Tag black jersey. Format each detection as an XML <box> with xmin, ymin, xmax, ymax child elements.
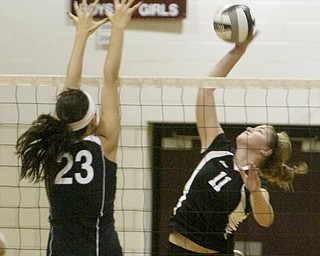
<box><xmin>169</xmin><ymin>133</ymin><xmax>267</xmax><ymax>254</ymax></box>
<box><xmin>46</xmin><ymin>135</ymin><xmax>121</xmax><ymax>256</ymax></box>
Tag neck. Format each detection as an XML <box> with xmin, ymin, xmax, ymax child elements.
<box><xmin>81</xmin><ymin>125</ymin><xmax>94</xmax><ymax>139</ymax></box>
<box><xmin>234</xmin><ymin>148</ymin><xmax>262</xmax><ymax>167</ymax></box>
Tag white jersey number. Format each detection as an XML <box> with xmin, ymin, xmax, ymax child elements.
<box><xmin>54</xmin><ymin>150</ymin><xmax>94</xmax><ymax>185</ymax></box>
<box><xmin>173</xmin><ymin>171</ymin><xmax>231</xmax><ymax>215</ymax></box>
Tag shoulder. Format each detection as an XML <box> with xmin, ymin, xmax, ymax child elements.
<box><xmin>72</xmin><ymin>135</ymin><xmax>103</xmax><ymax>155</ymax></box>
<box><xmin>201</xmin><ymin>133</ymin><xmax>232</xmax><ymax>156</ymax></box>
<box><xmin>83</xmin><ymin>135</ymin><xmax>102</xmax><ymax>146</ymax></box>
<box><xmin>82</xmin><ymin>135</ymin><xmax>117</xmax><ymax>165</ymax></box>
<box><xmin>91</xmin><ymin>135</ymin><xmax>117</xmax><ymax>163</ymax></box>
<box><xmin>197</xmin><ymin>149</ymin><xmax>234</xmax><ymax>176</ymax></box>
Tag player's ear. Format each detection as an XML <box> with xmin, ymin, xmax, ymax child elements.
<box><xmin>261</xmin><ymin>147</ymin><xmax>272</xmax><ymax>157</ymax></box>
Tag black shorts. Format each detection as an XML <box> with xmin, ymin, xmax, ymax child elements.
<box><xmin>47</xmin><ymin>221</ymin><xmax>122</xmax><ymax>256</ymax></box>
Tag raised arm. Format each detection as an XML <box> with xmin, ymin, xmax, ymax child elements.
<box><xmin>64</xmin><ymin>0</ymin><xmax>108</xmax><ymax>90</ymax></box>
<box><xmin>96</xmin><ymin>0</ymin><xmax>141</xmax><ymax>161</ymax></box>
<box><xmin>196</xmin><ymin>34</ymin><xmax>257</xmax><ymax>151</ymax></box>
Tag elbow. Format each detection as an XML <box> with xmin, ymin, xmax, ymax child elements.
<box><xmin>256</xmin><ymin>215</ymin><xmax>274</xmax><ymax>228</ymax></box>
<box><xmin>259</xmin><ymin>221</ymin><xmax>273</xmax><ymax>228</ymax></box>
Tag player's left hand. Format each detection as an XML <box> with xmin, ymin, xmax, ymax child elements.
<box><xmin>105</xmin><ymin>0</ymin><xmax>142</xmax><ymax>30</ymax></box>
<box><xmin>238</xmin><ymin>162</ymin><xmax>262</xmax><ymax>193</ymax></box>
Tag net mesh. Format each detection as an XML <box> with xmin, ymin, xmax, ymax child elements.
<box><xmin>0</xmin><ymin>75</ymin><xmax>319</xmax><ymax>256</ymax></box>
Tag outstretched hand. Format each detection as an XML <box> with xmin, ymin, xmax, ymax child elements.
<box><xmin>68</xmin><ymin>0</ymin><xmax>108</xmax><ymax>36</ymax></box>
<box><xmin>232</xmin><ymin>30</ymin><xmax>260</xmax><ymax>55</ymax></box>
<box><xmin>105</xmin><ymin>0</ymin><xmax>142</xmax><ymax>29</ymax></box>
<box><xmin>238</xmin><ymin>162</ymin><xmax>262</xmax><ymax>193</ymax></box>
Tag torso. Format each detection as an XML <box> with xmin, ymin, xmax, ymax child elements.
<box><xmin>170</xmin><ymin>133</ymin><xmax>252</xmax><ymax>253</ymax></box>
<box><xmin>46</xmin><ymin>135</ymin><xmax>121</xmax><ymax>255</ymax></box>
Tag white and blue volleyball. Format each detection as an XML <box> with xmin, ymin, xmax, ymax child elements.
<box><xmin>213</xmin><ymin>4</ymin><xmax>255</xmax><ymax>43</ymax></box>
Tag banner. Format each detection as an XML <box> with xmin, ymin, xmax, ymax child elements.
<box><xmin>71</xmin><ymin>0</ymin><xmax>187</xmax><ymax>18</ymax></box>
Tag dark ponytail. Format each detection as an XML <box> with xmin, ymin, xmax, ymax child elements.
<box><xmin>16</xmin><ymin>89</ymin><xmax>90</xmax><ymax>182</ymax></box>
<box><xmin>16</xmin><ymin>114</ymin><xmax>78</xmax><ymax>182</ymax></box>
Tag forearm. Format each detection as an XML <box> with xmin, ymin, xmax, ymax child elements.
<box><xmin>64</xmin><ymin>33</ymin><xmax>89</xmax><ymax>90</ymax></box>
<box><xmin>104</xmin><ymin>26</ymin><xmax>124</xmax><ymax>84</ymax></box>
<box><xmin>196</xmin><ymin>88</ymin><xmax>222</xmax><ymax>150</ymax></box>
<box><xmin>250</xmin><ymin>188</ymin><xmax>274</xmax><ymax>227</ymax></box>
<box><xmin>207</xmin><ymin>46</ymin><xmax>246</xmax><ymax>77</ymax></box>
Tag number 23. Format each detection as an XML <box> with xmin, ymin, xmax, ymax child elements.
<box><xmin>54</xmin><ymin>150</ymin><xmax>94</xmax><ymax>185</ymax></box>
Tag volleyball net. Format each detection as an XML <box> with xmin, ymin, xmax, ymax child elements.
<box><xmin>0</xmin><ymin>75</ymin><xmax>319</xmax><ymax>255</ymax></box>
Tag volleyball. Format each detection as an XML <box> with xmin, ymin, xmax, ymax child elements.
<box><xmin>213</xmin><ymin>3</ymin><xmax>255</xmax><ymax>44</ymax></box>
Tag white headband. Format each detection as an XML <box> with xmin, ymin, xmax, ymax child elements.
<box><xmin>68</xmin><ymin>91</ymin><xmax>97</xmax><ymax>131</ymax></box>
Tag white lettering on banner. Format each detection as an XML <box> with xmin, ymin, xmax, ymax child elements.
<box><xmin>139</xmin><ymin>3</ymin><xmax>179</xmax><ymax>17</ymax></box>
<box><xmin>75</xmin><ymin>1</ymin><xmax>184</xmax><ymax>18</ymax></box>
<box><xmin>169</xmin><ymin>4</ymin><xmax>179</xmax><ymax>17</ymax></box>
<box><xmin>79</xmin><ymin>3</ymin><xmax>114</xmax><ymax>16</ymax></box>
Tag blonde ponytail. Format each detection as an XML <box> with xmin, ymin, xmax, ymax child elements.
<box><xmin>260</xmin><ymin>130</ymin><xmax>308</xmax><ymax>190</ymax></box>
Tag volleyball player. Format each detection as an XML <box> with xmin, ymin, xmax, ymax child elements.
<box><xmin>16</xmin><ymin>0</ymin><xmax>141</xmax><ymax>255</ymax></box>
<box><xmin>166</xmin><ymin>33</ymin><xmax>308</xmax><ymax>255</ymax></box>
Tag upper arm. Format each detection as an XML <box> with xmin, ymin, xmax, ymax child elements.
<box><xmin>95</xmin><ymin>79</ymin><xmax>120</xmax><ymax>162</ymax></box>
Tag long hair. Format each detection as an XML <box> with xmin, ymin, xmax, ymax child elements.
<box><xmin>259</xmin><ymin>127</ymin><xmax>308</xmax><ymax>190</ymax></box>
<box><xmin>16</xmin><ymin>89</ymin><xmax>89</xmax><ymax>182</ymax></box>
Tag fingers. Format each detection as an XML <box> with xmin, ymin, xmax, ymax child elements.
<box><xmin>248</xmin><ymin>162</ymin><xmax>259</xmax><ymax>174</ymax></box>
<box><xmin>82</xmin><ymin>0</ymin><xmax>88</xmax><ymax>13</ymax></box>
<box><xmin>88</xmin><ymin>0</ymin><xmax>99</xmax><ymax>15</ymax></box>
<box><xmin>239</xmin><ymin>169</ymin><xmax>247</xmax><ymax>182</ymax></box>
<box><xmin>73</xmin><ymin>1</ymin><xmax>80</xmax><ymax>16</ymax></box>
<box><xmin>131</xmin><ymin>1</ymin><xmax>142</xmax><ymax>12</ymax></box>
<box><xmin>237</xmin><ymin>164</ymin><xmax>248</xmax><ymax>183</ymax></box>
<box><xmin>104</xmin><ymin>9</ymin><xmax>113</xmax><ymax>21</ymax></box>
<box><xmin>67</xmin><ymin>11</ymin><xmax>77</xmax><ymax>22</ymax></box>
<box><xmin>74</xmin><ymin>0</ymin><xmax>99</xmax><ymax>16</ymax></box>
<box><xmin>246</xmin><ymin>31</ymin><xmax>258</xmax><ymax>44</ymax></box>
<box><xmin>117</xmin><ymin>0</ymin><xmax>141</xmax><ymax>10</ymax></box>
<box><xmin>127</xmin><ymin>0</ymin><xmax>136</xmax><ymax>6</ymax></box>
<box><xmin>96</xmin><ymin>17</ymin><xmax>109</xmax><ymax>27</ymax></box>
<box><xmin>252</xmin><ymin>29</ymin><xmax>260</xmax><ymax>38</ymax></box>
<box><xmin>73</xmin><ymin>0</ymin><xmax>90</xmax><ymax>17</ymax></box>
<box><xmin>248</xmin><ymin>163</ymin><xmax>261</xmax><ymax>186</ymax></box>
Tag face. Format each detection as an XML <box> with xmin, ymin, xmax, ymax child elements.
<box><xmin>236</xmin><ymin>125</ymin><xmax>273</xmax><ymax>152</ymax></box>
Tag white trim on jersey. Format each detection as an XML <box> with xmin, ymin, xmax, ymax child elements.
<box><xmin>48</xmin><ymin>227</ymin><xmax>54</xmax><ymax>256</ymax></box>
<box><xmin>95</xmin><ymin>149</ymin><xmax>107</xmax><ymax>256</ymax></box>
<box><xmin>84</xmin><ymin>135</ymin><xmax>102</xmax><ymax>145</ymax></box>
<box><xmin>224</xmin><ymin>184</ymin><xmax>248</xmax><ymax>238</ymax></box>
<box><xmin>96</xmin><ymin>218</ymin><xmax>100</xmax><ymax>256</ymax></box>
<box><xmin>233</xmin><ymin>163</ymin><xmax>249</xmax><ymax>172</ymax></box>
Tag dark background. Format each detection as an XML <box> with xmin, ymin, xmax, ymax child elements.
<box><xmin>151</xmin><ymin>123</ymin><xmax>320</xmax><ymax>255</ymax></box>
